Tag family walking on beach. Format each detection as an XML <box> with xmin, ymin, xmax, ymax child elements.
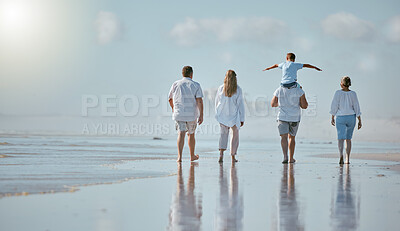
<box><xmin>168</xmin><ymin>53</ymin><xmax>362</xmax><ymax>164</ymax></box>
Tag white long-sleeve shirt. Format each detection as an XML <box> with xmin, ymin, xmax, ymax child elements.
<box><xmin>215</xmin><ymin>85</ymin><xmax>245</xmax><ymax>128</ymax></box>
<box><xmin>330</xmin><ymin>90</ymin><xmax>361</xmax><ymax>117</ymax></box>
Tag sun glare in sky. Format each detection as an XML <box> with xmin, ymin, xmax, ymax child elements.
<box><xmin>0</xmin><ymin>1</ymin><xmax>34</xmax><ymax>33</ymax></box>
<box><xmin>0</xmin><ymin>0</ymin><xmax>63</xmax><ymax>80</ymax></box>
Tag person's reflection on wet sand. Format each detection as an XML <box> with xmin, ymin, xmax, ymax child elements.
<box><xmin>215</xmin><ymin>163</ymin><xmax>243</xmax><ymax>231</ymax></box>
<box><xmin>330</xmin><ymin>165</ymin><xmax>360</xmax><ymax>231</ymax></box>
<box><xmin>167</xmin><ymin>162</ymin><xmax>202</xmax><ymax>231</ymax></box>
<box><xmin>278</xmin><ymin>164</ymin><xmax>304</xmax><ymax>231</ymax></box>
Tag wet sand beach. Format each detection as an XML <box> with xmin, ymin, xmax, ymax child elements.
<box><xmin>318</xmin><ymin>153</ymin><xmax>400</xmax><ymax>173</ymax></box>
<box><xmin>1</xmin><ymin>135</ymin><xmax>400</xmax><ymax>230</ymax></box>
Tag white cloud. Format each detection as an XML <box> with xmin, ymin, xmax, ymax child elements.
<box><xmin>386</xmin><ymin>15</ymin><xmax>400</xmax><ymax>43</ymax></box>
<box><xmin>94</xmin><ymin>11</ymin><xmax>122</xmax><ymax>45</ymax></box>
<box><xmin>321</xmin><ymin>12</ymin><xmax>375</xmax><ymax>41</ymax></box>
<box><xmin>294</xmin><ymin>37</ymin><xmax>313</xmax><ymax>52</ymax></box>
<box><xmin>357</xmin><ymin>54</ymin><xmax>378</xmax><ymax>72</ymax></box>
<box><xmin>169</xmin><ymin>18</ymin><xmax>204</xmax><ymax>46</ymax></box>
<box><xmin>220</xmin><ymin>52</ymin><xmax>233</xmax><ymax>64</ymax></box>
<box><xmin>170</xmin><ymin>17</ymin><xmax>288</xmax><ymax>46</ymax></box>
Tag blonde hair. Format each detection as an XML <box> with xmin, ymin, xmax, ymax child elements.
<box><xmin>224</xmin><ymin>70</ymin><xmax>237</xmax><ymax>97</ymax></box>
<box><xmin>341</xmin><ymin>76</ymin><xmax>351</xmax><ymax>88</ymax></box>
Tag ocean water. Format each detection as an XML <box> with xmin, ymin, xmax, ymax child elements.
<box><xmin>0</xmin><ymin>135</ymin><xmax>179</xmax><ymax>196</ymax></box>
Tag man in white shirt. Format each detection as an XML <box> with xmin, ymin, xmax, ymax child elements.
<box><xmin>271</xmin><ymin>85</ymin><xmax>308</xmax><ymax>163</ymax></box>
<box><xmin>168</xmin><ymin>66</ymin><xmax>203</xmax><ymax>162</ymax></box>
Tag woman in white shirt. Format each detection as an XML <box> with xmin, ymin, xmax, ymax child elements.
<box><xmin>215</xmin><ymin>70</ymin><xmax>245</xmax><ymax>163</ymax></box>
<box><xmin>330</xmin><ymin>76</ymin><xmax>362</xmax><ymax>164</ymax></box>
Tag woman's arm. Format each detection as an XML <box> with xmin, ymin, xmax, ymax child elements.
<box><xmin>352</xmin><ymin>92</ymin><xmax>362</xmax><ymax>117</ymax></box>
<box><xmin>237</xmin><ymin>88</ymin><xmax>245</xmax><ymax>126</ymax></box>
<box><xmin>330</xmin><ymin>92</ymin><xmax>339</xmax><ymax>126</ymax></box>
<box><xmin>330</xmin><ymin>91</ymin><xmax>339</xmax><ymax>116</ymax></box>
<box><xmin>351</xmin><ymin>92</ymin><xmax>362</xmax><ymax>129</ymax></box>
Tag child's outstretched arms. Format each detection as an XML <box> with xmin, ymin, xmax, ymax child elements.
<box><xmin>263</xmin><ymin>64</ymin><xmax>278</xmax><ymax>71</ymax></box>
<box><xmin>303</xmin><ymin>64</ymin><xmax>322</xmax><ymax>71</ymax></box>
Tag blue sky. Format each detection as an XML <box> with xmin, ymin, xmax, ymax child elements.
<box><xmin>0</xmin><ymin>0</ymin><xmax>399</xmax><ymax>122</ymax></box>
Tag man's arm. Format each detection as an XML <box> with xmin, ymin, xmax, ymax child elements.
<box><xmin>263</xmin><ymin>64</ymin><xmax>278</xmax><ymax>71</ymax></box>
<box><xmin>168</xmin><ymin>98</ymin><xmax>174</xmax><ymax>111</ymax></box>
<box><xmin>300</xmin><ymin>94</ymin><xmax>308</xmax><ymax>109</ymax></box>
<box><xmin>196</xmin><ymin>98</ymin><xmax>203</xmax><ymax>125</ymax></box>
<box><xmin>303</xmin><ymin>64</ymin><xmax>322</xmax><ymax>71</ymax></box>
<box><xmin>271</xmin><ymin>96</ymin><xmax>278</xmax><ymax>107</ymax></box>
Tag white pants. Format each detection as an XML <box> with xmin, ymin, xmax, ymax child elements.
<box><xmin>219</xmin><ymin>124</ymin><xmax>239</xmax><ymax>156</ymax></box>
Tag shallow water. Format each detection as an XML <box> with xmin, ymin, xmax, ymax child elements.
<box><xmin>0</xmin><ymin>135</ymin><xmax>179</xmax><ymax>196</ymax></box>
<box><xmin>0</xmin><ymin>135</ymin><xmax>400</xmax><ymax>230</ymax></box>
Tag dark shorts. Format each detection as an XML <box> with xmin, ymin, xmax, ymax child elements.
<box><xmin>281</xmin><ymin>82</ymin><xmax>298</xmax><ymax>88</ymax></box>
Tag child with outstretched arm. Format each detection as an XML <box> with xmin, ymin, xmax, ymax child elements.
<box><xmin>263</xmin><ymin>53</ymin><xmax>322</xmax><ymax>88</ymax></box>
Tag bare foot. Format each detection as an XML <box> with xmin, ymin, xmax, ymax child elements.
<box><xmin>177</xmin><ymin>159</ymin><xmax>182</xmax><ymax>162</ymax></box>
<box><xmin>339</xmin><ymin>156</ymin><xmax>344</xmax><ymax>165</ymax></box>
<box><xmin>344</xmin><ymin>159</ymin><xmax>350</xmax><ymax>164</ymax></box>
<box><xmin>190</xmin><ymin>154</ymin><xmax>199</xmax><ymax>161</ymax></box>
<box><xmin>282</xmin><ymin>159</ymin><xmax>288</xmax><ymax>164</ymax></box>
<box><xmin>218</xmin><ymin>155</ymin><xmax>223</xmax><ymax>163</ymax></box>
<box><xmin>289</xmin><ymin>158</ymin><xmax>296</xmax><ymax>163</ymax></box>
<box><xmin>232</xmin><ymin>156</ymin><xmax>238</xmax><ymax>162</ymax></box>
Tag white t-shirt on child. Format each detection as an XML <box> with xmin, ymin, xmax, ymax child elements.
<box><xmin>278</xmin><ymin>61</ymin><xmax>303</xmax><ymax>84</ymax></box>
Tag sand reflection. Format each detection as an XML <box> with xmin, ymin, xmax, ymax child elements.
<box><xmin>330</xmin><ymin>165</ymin><xmax>360</xmax><ymax>231</ymax></box>
<box><xmin>167</xmin><ymin>162</ymin><xmax>202</xmax><ymax>231</ymax></box>
<box><xmin>215</xmin><ymin>163</ymin><xmax>243</xmax><ymax>231</ymax></box>
<box><xmin>278</xmin><ymin>164</ymin><xmax>304</xmax><ymax>231</ymax></box>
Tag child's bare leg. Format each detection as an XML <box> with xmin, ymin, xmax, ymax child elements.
<box><xmin>280</xmin><ymin>134</ymin><xmax>288</xmax><ymax>163</ymax></box>
<box><xmin>188</xmin><ymin>133</ymin><xmax>199</xmax><ymax>161</ymax></box>
<box><xmin>288</xmin><ymin>134</ymin><xmax>296</xmax><ymax>163</ymax></box>
<box><xmin>177</xmin><ymin>131</ymin><xmax>186</xmax><ymax>162</ymax></box>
